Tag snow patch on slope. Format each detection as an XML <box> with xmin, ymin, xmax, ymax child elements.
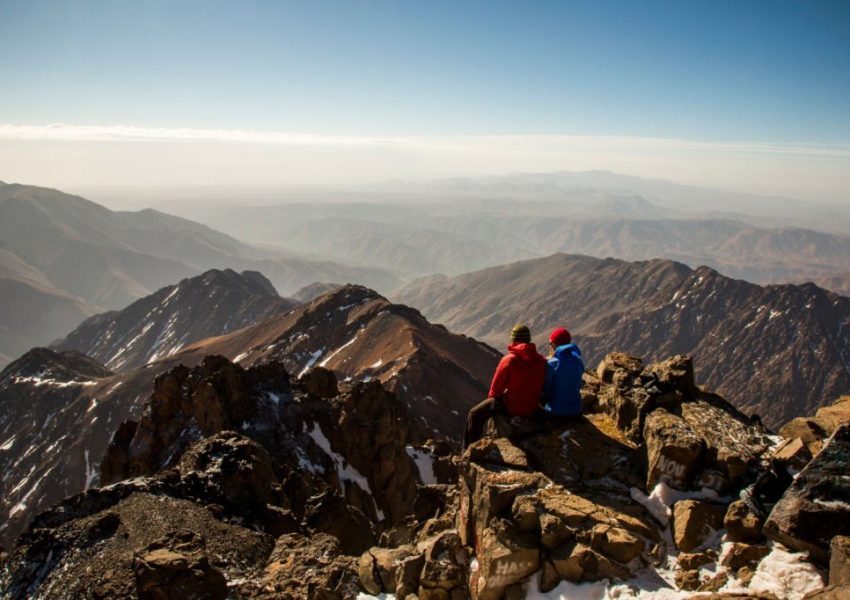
<box><xmin>306</xmin><ymin>422</ymin><xmax>384</xmax><ymax>520</ymax></box>
<box><xmin>406</xmin><ymin>446</ymin><xmax>436</xmax><ymax>485</ymax></box>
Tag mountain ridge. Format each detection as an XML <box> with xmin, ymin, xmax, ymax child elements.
<box><xmin>395</xmin><ymin>253</ymin><xmax>850</xmax><ymax>428</ymax></box>
<box><xmin>53</xmin><ymin>269</ymin><xmax>298</xmax><ymax>372</ymax></box>
<box><xmin>0</xmin><ymin>183</ymin><xmax>400</xmax><ymax>367</ymax></box>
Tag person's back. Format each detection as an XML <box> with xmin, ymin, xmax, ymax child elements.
<box><xmin>464</xmin><ymin>324</ymin><xmax>546</xmax><ymax>447</ymax></box>
<box><xmin>489</xmin><ymin>340</ymin><xmax>547</xmax><ymax>417</ymax></box>
<box><xmin>542</xmin><ymin>327</ymin><xmax>584</xmax><ymax>418</ymax></box>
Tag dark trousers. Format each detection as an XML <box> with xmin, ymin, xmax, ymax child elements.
<box><xmin>464</xmin><ymin>397</ymin><xmax>502</xmax><ymax>448</ymax></box>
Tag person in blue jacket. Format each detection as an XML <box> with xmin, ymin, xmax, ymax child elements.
<box><xmin>541</xmin><ymin>327</ymin><xmax>584</xmax><ymax>418</ymax></box>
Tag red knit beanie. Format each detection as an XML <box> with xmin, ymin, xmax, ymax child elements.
<box><xmin>549</xmin><ymin>327</ymin><xmax>571</xmax><ymax>346</ymax></box>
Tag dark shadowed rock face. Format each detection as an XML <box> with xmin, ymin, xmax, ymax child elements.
<box><xmin>101</xmin><ymin>356</ymin><xmax>419</xmax><ymax>528</ymax></box>
<box><xmin>764</xmin><ymin>424</ymin><xmax>850</xmax><ymax>563</ymax></box>
<box><xmin>395</xmin><ymin>253</ymin><xmax>850</xmax><ymax>428</ymax></box>
<box><xmin>0</xmin><ymin>356</ymin><xmax>434</xmax><ymax>598</ymax></box>
<box><xmin>53</xmin><ymin>269</ymin><xmax>296</xmax><ymax>372</ymax></box>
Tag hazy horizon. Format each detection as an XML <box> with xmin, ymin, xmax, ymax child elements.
<box><xmin>2</xmin><ymin>1</ymin><xmax>849</xmax><ymax>203</ymax></box>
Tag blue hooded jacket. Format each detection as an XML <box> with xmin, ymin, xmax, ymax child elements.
<box><xmin>542</xmin><ymin>343</ymin><xmax>584</xmax><ymax>417</ymax></box>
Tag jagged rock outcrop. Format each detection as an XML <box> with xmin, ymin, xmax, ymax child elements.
<box><xmin>0</xmin><ymin>356</ymin><xmax>438</xmax><ymax>598</ymax></box>
<box><xmin>101</xmin><ymin>356</ymin><xmax>419</xmax><ymax>528</ymax></box>
<box><xmin>0</xmin><ymin>285</ymin><xmax>496</xmax><ymax>547</ymax></box>
<box><xmin>764</xmin><ymin>424</ymin><xmax>850</xmax><ymax>563</ymax></box>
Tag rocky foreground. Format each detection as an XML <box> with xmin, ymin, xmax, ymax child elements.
<box><xmin>1</xmin><ymin>353</ymin><xmax>849</xmax><ymax>599</ymax></box>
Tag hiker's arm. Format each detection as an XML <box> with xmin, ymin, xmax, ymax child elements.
<box><xmin>488</xmin><ymin>356</ymin><xmax>510</xmax><ymax>398</ymax></box>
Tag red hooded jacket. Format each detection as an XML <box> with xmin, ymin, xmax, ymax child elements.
<box><xmin>488</xmin><ymin>342</ymin><xmax>547</xmax><ymax>416</ymax></box>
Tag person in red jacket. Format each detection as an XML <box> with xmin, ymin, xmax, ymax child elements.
<box><xmin>463</xmin><ymin>323</ymin><xmax>547</xmax><ymax>447</ymax></box>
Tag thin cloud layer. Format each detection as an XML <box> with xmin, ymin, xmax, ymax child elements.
<box><xmin>0</xmin><ymin>123</ymin><xmax>848</xmax><ymax>202</ymax></box>
<box><xmin>2</xmin><ymin>123</ymin><xmax>849</xmax><ymax>159</ymax></box>
<box><xmin>0</xmin><ymin>123</ymin><xmax>399</xmax><ymax>146</ymax></box>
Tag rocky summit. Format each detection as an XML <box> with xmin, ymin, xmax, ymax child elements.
<box><xmin>0</xmin><ymin>356</ymin><xmax>448</xmax><ymax>599</ymax></box>
<box><xmin>1</xmin><ymin>350</ymin><xmax>847</xmax><ymax>599</ymax></box>
<box><xmin>0</xmin><ymin>285</ymin><xmax>498</xmax><ymax>548</ymax></box>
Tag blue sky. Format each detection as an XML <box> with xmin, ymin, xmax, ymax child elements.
<box><xmin>0</xmin><ymin>1</ymin><xmax>849</xmax><ymax>198</ymax></box>
<box><xmin>1</xmin><ymin>0</ymin><xmax>849</xmax><ymax>141</ymax></box>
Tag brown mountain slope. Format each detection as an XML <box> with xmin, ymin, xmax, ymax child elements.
<box><xmin>0</xmin><ymin>182</ymin><xmax>400</xmax><ymax>310</ymax></box>
<box><xmin>53</xmin><ymin>269</ymin><xmax>297</xmax><ymax>371</ymax></box>
<box><xmin>395</xmin><ymin>254</ymin><xmax>850</xmax><ymax>428</ymax></box>
<box><xmin>0</xmin><ymin>248</ymin><xmax>96</xmax><ymax>368</ymax></box>
<box><xmin>174</xmin><ymin>284</ymin><xmax>501</xmax><ymax>439</ymax></box>
<box><xmin>0</xmin><ymin>286</ymin><xmax>498</xmax><ymax>547</ymax></box>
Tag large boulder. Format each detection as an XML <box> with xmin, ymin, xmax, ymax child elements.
<box><xmin>456</xmin><ymin>452</ymin><xmax>546</xmax><ymax>549</ymax></box>
<box><xmin>780</xmin><ymin>396</ymin><xmax>850</xmax><ymax>456</ymax></box>
<box><xmin>724</xmin><ymin>500</ymin><xmax>764</xmax><ymax>544</ymax></box>
<box><xmin>673</xmin><ymin>500</ymin><xmax>726</xmax><ymax>552</ymax></box>
<box><xmin>517</xmin><ymin>413</ymin><xmax>644</xmax><ymax>490</ymax></box>
<box><xmin>595</xmin><ymin>353</ymin><xmax>654</xmax><ymax>441</ymax></box>
<box><xmin>135</xmin><ymin>531</ymin><xmax>227</xmax><ymax>600</ymax></box>
<box><xmin>644</xmin><ymin>355</ymin><xmax>697</xmax><ymax>404</ymax></box>
<box><xmin>175</xmin><ymin>431</ymin><xmax>279</xmax><ymax>508</ymax></box>
<box><xmin>679</xmin><ymin>394</ymin><xmax>773</xmax><ymax>485</ymax></box>
<box><xmin>260</xmin><ymin>533</ymin><xmax>360</xmax><ymax>597</ymax></box>
<box><xmin>358</xmin><ymin>545</ymin><xmax>418</xmax><ymax>595</ymax></box>
<box><xmin>418</xmin><ymin>530</ymin><xmax>469</xmax><ymax>598</ymax></box>
<box><xmin>643</xmin><ymin>408</ymin><xmax>705</xmax><ymax>490</ymax></box>
<box><xmin>473</xmin><ymin>521</ymin><xmax>538</xmax><ymax>600</ymax></box>
<box><xmin>596</xmin><ymin>352</ymin><xmax>643</xmax><ymax>384</ymax></box>
<box><xmin>830</xmin><ymin>536</ymin><xmax>850</xmax><ymax>586</ymax></box>
<box><xmin>764</xmin><ymin>424</ymin><xmax>850</xmax><ymax>563</ymax></box>
<box><xmin>772</xmin><ymin>437</ymin><xmax>813</xmax><ymax>471</ymax></box>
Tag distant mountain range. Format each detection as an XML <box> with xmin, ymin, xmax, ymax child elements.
<box><xmin>0</xmin><ymin>182</ymin><xmax>400</xmax><ymax>367</ymax></box>
<box><xmin>395</xmin><ymin>253</ymin><xmax>850</xmax><ymax>429</ymax></box>
<box><xmin>0</xmin><ymin>285</ymin><xmax>498</xmax><ymax>546</ymax></box>
<box><xmin>173</xmin><ymin>178</ymin><xmax>850</xmax><ymax>290</ymax></box>
<box><xmin>53</xmin><ymin>269</ymin><xmax>297</xmax><ymax>371</ymax></box>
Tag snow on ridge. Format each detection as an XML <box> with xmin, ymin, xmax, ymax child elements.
<box><xmin>406</xmin><ymin>446</ymin><xmax>436</xmax><ymax>485</ymax></box>
<box><xmin>10</xmin><ymin>375</ymin><xmax>97</xmax><ymax>388</ymax></box>
<box><xmin>298</xmin><ymin>348</ymin><xmax>325</xmax><ymax>378</ymax></box>
<box><xmin>319</xmin><ymin>332</ymin><xmax>361</xmax><ymax>368</ymax></box>
<box><xmin>83</xmin><ymin>449</ymin><xmax>97</xmax><ymax>491</ymax></box>
<box><xmin>306</xmin><ymin>422</ymin><xmax>383</xmax><ymax>520</ymax></box>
